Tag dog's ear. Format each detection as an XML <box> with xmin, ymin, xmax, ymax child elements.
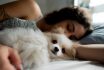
<box><xmin>69</xmin><ymin>47</ymin><xmax>76</xmax><ymax>59</ymax></box>
<box><xmin>70</xmin><ymin>43</ymin><xmax>82</xmax><ymax>59</ymax></box>
<box><xmin>65</xmin><ymin>45</ymin><xmax>76</xmax><ymax>59</ymax></box>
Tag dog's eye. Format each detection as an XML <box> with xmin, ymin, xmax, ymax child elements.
<box><xmin>52</xmin><ymin>40</ymin><xmax>57</xmax><ymax>44</ymax></box>
<box><xmin>62</xmin><ymin>48</ymin><xmax>65</xmax><ymax>53</ymax></box>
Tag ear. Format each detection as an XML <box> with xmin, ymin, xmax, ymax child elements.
<box><xmin>70</xmin><ymin>43</ymin><xmax>81</xmax><ymax>59</ymax></box>
<box><xmin>65</xmin><ymin>45</ymin><xmax>76</xmax><ymax>59</ymax></box>
<box><xmin>70</xmin><ymin>46</ymin><xmax>76</xmax><ymax>59</ymax></box>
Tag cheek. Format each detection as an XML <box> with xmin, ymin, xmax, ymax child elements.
<box><xmin>75</xmin><ymin>25</ymin><xmax>86</xmax><ymax>38</ymax></box>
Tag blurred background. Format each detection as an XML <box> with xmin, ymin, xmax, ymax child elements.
<box><xmin>74</xmin><ymin>0</ymin><xmax>104</xmax><ymax>24</ymax></box>
<box><xmin>0</xmin><ymin>0</ymin><xmax>104</xmax><ymax>24</ymax></box>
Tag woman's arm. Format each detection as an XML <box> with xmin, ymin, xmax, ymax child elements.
<box><xmin>75</xmin><ymin>44</ymin><xmax>104</xmax><ymax>63</ymax></box>
<box><xmin>0</xmin><ymin>0</ymin><xmax>42</xmax><ymax>21</ymax></box>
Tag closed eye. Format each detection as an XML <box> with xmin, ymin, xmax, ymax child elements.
<box><xmin>67</xmin><ymin>23</ymin><xmax>75</xmax><ymax>32</ymax></box>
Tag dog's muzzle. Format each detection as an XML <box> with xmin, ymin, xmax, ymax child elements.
<box><xmin>51</xmin><ymin>47</ymin><xmax>59</xmax><ymax>55</ymax></box>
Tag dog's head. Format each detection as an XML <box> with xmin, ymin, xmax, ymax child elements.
<box><xmin>44</xmin><ymin>32</ymin><xmax>76</xmax><ymax>61</ymax></box>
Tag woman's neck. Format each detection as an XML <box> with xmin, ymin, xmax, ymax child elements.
<box><xmin>36</xmin><ymin>18</ymin><xmax>52</xmax><ymax>32</ymax></box>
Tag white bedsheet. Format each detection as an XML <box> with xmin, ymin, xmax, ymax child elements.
<box><xmin>36</xmin><ymin>60</ymin><xmax>104</xmax><ymax>70</ymax></box>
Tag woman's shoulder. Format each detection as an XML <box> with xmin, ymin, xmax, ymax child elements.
<box><xmin>0</xmin><ymin>0</ymin><xmax>42</xmax><ymax>21</ymax></box>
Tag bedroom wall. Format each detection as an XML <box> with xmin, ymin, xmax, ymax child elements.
<box><xmin>0</xmin><ymin>0</ymin><xmax>74</xmax><ymax>15</ymax></box>
<box><xmin>36</xmin><ymin>0</ymin><xmax>74</xmax><ymax>14</ymax></box>
<box><xmin>0</xmin><ymin>0</ymin><xmax>16</xmax><ymax>5</ymax></box>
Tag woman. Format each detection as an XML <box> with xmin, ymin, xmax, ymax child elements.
<box><xmin>0</xmin><ymin>0</ymin><xmax>104</xmax><ymax>70</ymax></box>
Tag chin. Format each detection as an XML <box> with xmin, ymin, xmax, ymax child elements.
<box><xmin>0</xmin><ymin>28</ymin><xmax>75</xmax><ymax>70</ymax></box>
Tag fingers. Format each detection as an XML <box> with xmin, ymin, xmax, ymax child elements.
<box><xmin>9</xmin><ymin>48</ymin><xmax>22</xmax><ymax>70</ymax></box>
<box><xmin>0</xmin><ymin>46</ymin><xmax>16</xmax><ymax>70</ymax></box>
<box><xmin>0</xmin><ymin>63</ymin><xmax>16</xmax><ymax>70</ymax></box>
<box><xmin>0</xmin><ymin>45</ymin><xmax>22</xmax><ymax>70</ymax></box>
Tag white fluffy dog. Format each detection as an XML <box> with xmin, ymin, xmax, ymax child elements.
<box><xmin>0</xmin><ymin>21</ymin><xmax>75</xmax><ymax>70</ymax></box>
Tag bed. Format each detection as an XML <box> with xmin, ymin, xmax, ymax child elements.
<box><xmin>0</xmin><ymin>18</ymin><xmax>104</xmax><ymax>70</ymax></box>
<box><xmin>36</xmin><ymin>23</ymin><xmax>104</xmax><ymax>70</ymax></box>
<box><xmin>2</xmin><ymin>20</ymin><xmax>103</xmax><ymax>69</ymax></box>
<box><xmin>36</xmin><ymin>60</ymin><xmax>104</xmax><ymax>70</ymax></box>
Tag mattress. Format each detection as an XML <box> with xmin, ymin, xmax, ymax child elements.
<box><xmin>36</xmin><ymin>60</ymin><xmax>104</xmax><ymax>70</ymax></box>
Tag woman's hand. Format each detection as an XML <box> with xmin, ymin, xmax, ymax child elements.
<box><xmin>0</xmin><ymin>45</ymin><xmax>22</xmax><ymax>70</ymax></box>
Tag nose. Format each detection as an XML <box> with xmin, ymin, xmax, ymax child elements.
<box><xmin>54</xmin><ymin>47</ymin><xmax>59</xmax><ymax>52</ymax></box>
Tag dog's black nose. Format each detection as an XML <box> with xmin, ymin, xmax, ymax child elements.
<box><xmin>51</xmin><ymin>47</ymin><xmax>59</xmax><ymax>55</ymax></box>
<box><xmin>54</xmin><ymin>47</ymin><xmax>59</xmax><ymax>52</ymax></box>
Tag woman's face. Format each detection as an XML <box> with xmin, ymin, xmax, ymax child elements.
<box><xmin>50</xmin><ymin>20</ymin><xmax>86</xmax><ymax>40</ymax></box>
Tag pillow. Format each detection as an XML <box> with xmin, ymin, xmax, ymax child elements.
<box><xmin>79</xmin><ymin>23</ymin><xmax>104</xmax><ymax>44</ymax></box>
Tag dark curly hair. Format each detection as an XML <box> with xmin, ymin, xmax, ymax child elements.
<box><xmin>44</xmin><ymin>7</ymin><xmax>91</xmax><ymax>30</ymax></box>
<box><xmin>44</xmin><ymin>7</ymin><xmax>92</xmax><ymax>40</ymax></box>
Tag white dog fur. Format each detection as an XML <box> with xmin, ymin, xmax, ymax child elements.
<box><xmin>0</xmin><ymin>27</ymin><xmax>75</xmax><ymax>70</ymax></box>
